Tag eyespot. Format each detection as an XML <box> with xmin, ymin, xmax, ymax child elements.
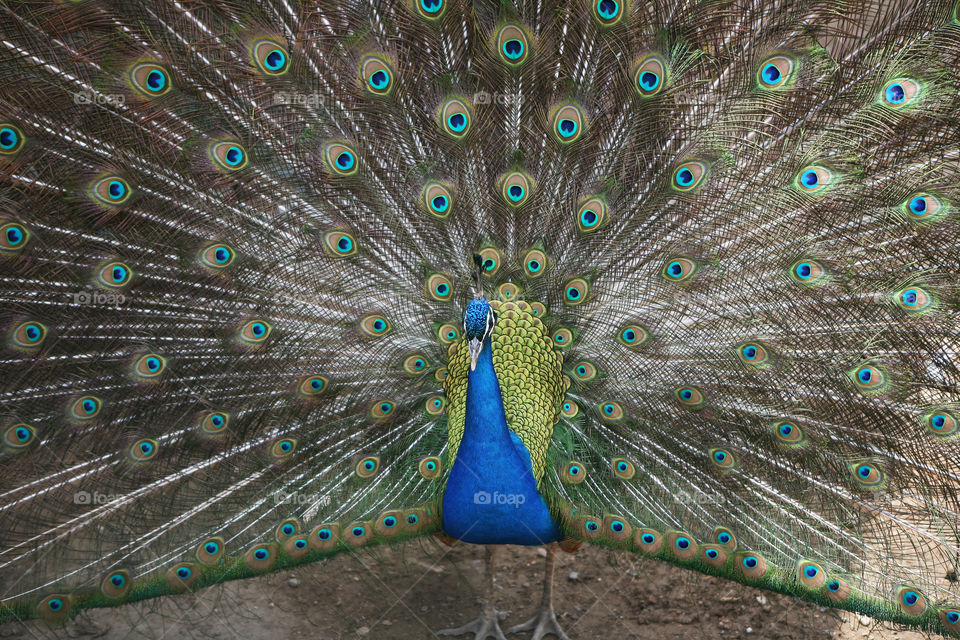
<box><xmin>498</xmin><ymin>282</ymin><xmax>520</xmax><ymax>301</ymax></box>
<box><xmin>675</xmin><ymin>386</ymin><xmax>705</xmax><ymax>407</ymax></box>
<box><xmin>551</xmin><ymin>103</ymin><xmax>584</xmax><ymax>144</ymax></box>
<box><xmin>370</xmin><ymin>400</ymin><xmax>395</xmax><ymax>420</ymax></box>
<box><xmin>299</xmin><ymin>375</ymin><xmax>327</xmax><ymax>397</ymax></box>
<box><xmin>772</xmin><ymin>420</ymin><xmax>806</xmax><ymax>447</ymax></box>
<box><xmin>672</xmin><ymin>160</ymin><xmax>709</xmax><ymax>191</ymax></box>
<box><xmin>924</xmin><ymin>409</ymin><xmax>958</xmax><ymax>439</ymax></box>
<box><xmin>604</xmin><ymin>515</ymin><xmax>632</xmax><ymax>543</ymax></box>
<box><xmin>850</xmin><ymin>364</ymin><xmax>888</xmax><ymax>392</ymax></box>
<box><xmin>702</xmin><ymin>544</ymin><xmax>728</xmax><ymax>568</ymax></box>
<box><xmin>270</xmin><ymin>437</ymin><xmax>296</xmax><ymax>460</ymax></box>
<box><xmin>208</xmin><ymin>140</ymin><xmax>247</xmax><ymax>172</ymax></box>
<box><xmin>823</xmin><ymin>576</ymin><xmax>851</xmax><ymax>602</ymax></box>
<box><xmin>10</xmin><ymin>321</ymin><xmax>46</xmax><ymax>349</ymax></box>
<box><xmin>100</xmin><ymin>569</ymin><xmax>132</xmax><ymax>599</ymax></box>
<box><xmin>275</xmin><ymin>519</ymin><xmax>300</xmax><ymax>540</ymax></box>
<box><xmin>309</xmin><ymin>523</ymin><xmax>340</xmax><ymax>551</ymax></box>
<box><xmin>37</xmin><ymin>594</ymin><xmax>71</xmax><ymax>622</ymax></box>
<box><xmin>737</xmin><ymin>553</ymin><xmax>768</xmax><ymax>580</ymax></box>
<box><xmin>245</xmin><ymin>543</ymin><xmax>277</xmax><ymax>572</ymax></box>
<box><xmin>0</xmin><ymin>124</ymin><xmax>24</xmax><ymax>155</ymax></box>
<box><xmin>324</xmin><ymin>141</ymin><xmax>357</xmax><ymax>176</ymax></box>
<box><xmin>166</xmin><ymin>563</ymin><xmax>197</xmax><ymax>590</ymax></box>
<box><xmin>661</xmin><ymin>257</ymin><xmax>697</xmax><ymax>282</ymax></box>
<box><xmin>571</xmin><ymin>360</ymin><xmax>597</xmax><ymax>382</ymax></box>
<box><xmin>345</xmin><ymin>521</ymin><xmax>372</xmax><ymax>546</ymax></box>
<box><xmin>91</xmin><ymin>176</ymin><xmax>131</xmax><ymax>206</ymax></box>
<box><xmin>199</xmin><ymin>411</ymin><xmax>229</xmax><ymax>436</ymax></box>
<box><xmin>850</xmin><ymin>462</ymin><xmax>885</xmax><ymax>488</ymax></box>
<box><xmin>551</xmin><ymin>327</ymin><xmax>574</xmax><ymax>349</ymax></box>
<box><xmin>496</xmin><ymin>24</ymin><xmax>529</xmax><ymax>66</ymax></box>
<box><xmin>940</xmin><ymin>608</ymin><xmax>960</xmax><ymax>632</ymax></box>
<box><xmin>435</xmin><ymin>367</ymin><xmax>448</xmax><ymax>382</ymax></box>
<box><xmin>96</xmin><ymin>261</ymin><xmax>132</xmax><ymax>289</ymax></box>
<box><xmin>199</xmin><ymin>243</ymin><xmax>235</xmax><ymax>269</ymax></box>
<box><xmin>197</xmin><ymin>537</ymin><xmax>225</xmax><ymax>564</ymax></box>
<box><xmin>709</xmin><ymin>448</ymin><xmax>735</xmax><ymax>469</ymax></box>
<box><xmin>635</xmin><ymin>528</ymin><xmax>663</xmax><ymax>554</ymax></box>
<box><xmin>419</xmin><ymin>456</ymin><xmax>442</xmax><ymax>479</ymax></box>
<box><xmin>797</xmin><ymin>560</ymin><xmax>826</xmax><ymax>589</ymax></box>
<box><xmin>633</xmin><ymin>55</ymin><xmax>667</xmax><ymax>97</ymax></box>
<box><xmin>0</xmin><ymin>221</ymin><xmax>29</xmax><ymax>252</ymax></box>
<box><xmin>129</xmin><ymin>438</ymin><xmax>158</xmax><ymax>462</ymax></box>
<box><xmin>795</xmin><ymin>165</ymin><xmax>833</xmax><ymax>193</ymax></box>
<box><xmin>522</xmin><ymin>249</ymin><xmax>548</xmax><ymax>277</ymax></box>
<box><xmin>128</xmin><ymin>62</ymin><xmax>171</xmax><ymax>97</ymax></box>
<box><xmin>423</xmin><ymin>182</ymin><xmax>454</xmax><ymax>218</ymax></box>
<box><xmin>736</xmin><ymin>342</ymin><xmax>770</xmax><ymax>367</ymax></box>
<box><xmin>560</xmin><ymin>400</ymin><xmax>579</xmax><ymax>418</ymax></box>
<box><xmin>360</xmin><ymin>55</ymin><xmax>394</xmax><ymax>95</ymax></box>
<box><xmin>3</xmin><ymin>424</ymin><xmax>36</xmax><ymax>451</ymax></box>
<box><xmin>667</xmin><ymin>531</ymin><xmax>699</xmax><ymax>561</ymax></box>
<box><xmin>600</xmin><ymin>402</ymin><xmax>624</xmax><ymax>421</ymax></box>
<box><xmin>477</xmin><ymin>247</ymin><xmax>503</xmax><ymax>276</ymax></box>
<box><xmin>426</xmin><ymin>395</ymin><xmax>446</xmax><ymax>415</ymax></box>
<box><xmin>251</xmin><ymin>39</ymin><xmax>290</xmax><ymax>75</ymax></box>
<box><xmin>894</xmin><ymin>286</ymin><xmax>934</xmax><ymax>313</ymax></box>
<box><xmin>403</xmin><ymin>508</ymin><xmax>427</xmax><ymax>532</ymax></box>
<box><xmin>426</xmin><ymin>272</ymin><xmax>453</xmax><ymax>301</ymax></box>
<box><xmin>415</xmin><ymin>0</ymin><xmax>445</xmax><ymax>19</ymax></box>
<box><xmin>576</xmin><ymin>196</ymin><xmax>609</xmax><ymax>233</ymax></box>
<box><xmin>500</xmin><ymin>171</ymin><xmax>532</xmax><ymax>206</ymax></box>
<box><xmin>714</xmin><ymin>527</ymin><xmax>737</xmax><ymax>550</ymax></box>
<box><xmin>69</xmin><ymin>395</ymin><xmax>101</xmax><ymax>421</ymax></box>
<box><xmin>437</xmin><ymin>323</ymin><xmax>459</xmax><ymax>345</ymax></box>
<box><xmin>439</xmin><ymin>97</ymin><xmax>472</xmax><ymax>138</ymax></box>
<box><xmin>403</xmin><ymin>354</ymin><xmax>429</xmax><ymax>375</ymax></box>
<box><xmin>581</xmin><ymin>517</ymin><xmax>601</xmax><ymax>538</ymax></box>
<box><xmin>133</xmin><ymin>353</ymin><xmax>166</xmax><ymax>379</ymax></box>
<box><xmin>612</xmin><ymin>457</ymin><xmax>635</xmax><ymax>479</ymax></box>
<box><xmin>881</xmin><ymin>78</ymin><xmax>921</xmax><ymax>108</ymax></box>
<box><xmin>563</xmin><ymin>278</ymin><xmax>589</xmax><ymax>305</ymax></box>
<box><xmin>616</xmin><ymin>324</ymin><xmax>648</xmax><ymax>349</ymax></box>
<box><xmin>322</xmin><ymin>231</ymin><xmax>357</xmax><ymax>258</ymax></box>
<box><xmin>359</xmin><ymin>314</ymin><xmax>391</xmax><ymax>338</ymax></box>
<box><xmin>898</xmin><ymin>587</ymin><xmax>927</xmax><ymax>616</ymax></box>
<box><xmin>900</xmin><ymin>192</ymin><xmax>945</xmax><ymax>222</ymax></box>
<box><xmin>790</xmin><ymin>259</ymin><xmax>827</xmax><ymax>285</ymax></box>
<box><xmin>594</xmin><ymin>0</ymin><xmax>624</xmax><ymax>26</ymax></box>
<box><xmin>757</xmin><ymin>54</ymin><xmax>795</xmax><ymax>89</ymax></box>
<box><xmin>238</xmin><ymin>319</ymin><xmax>272</xmax><ymax>344</ymax></box>
<box><xmin>562</xmin><ymin>460</ymin><xmax>586</xmax><ymax>483</ymax></box>
<box><xmin>374</xmin><ymin>510</ymin><xmax>403</xmax><ymax>536</ymax></box>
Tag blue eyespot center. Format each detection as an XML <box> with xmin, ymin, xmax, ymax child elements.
<box><xmin>336</xmin><ymin>152</ymin><xmax>354</xmax><ymax>169</ymax></box>
<box><xmin>266</xmin><ymin>49</ymin><xmax>286</xmax><ymax>71</ymax></box>
<box><xmin>0</xmin><ymin>127</ymin><xmax>18</xmax><ymax>149</ymax></box>
<box><xmin>744</xmin><ymin>556</ymin><xmax>758</xmax><ymax>569</ymax></box>
<box><xmin>718</xmin><ymin>533</ymin><xmax>730</xmax><ymax>543</ymax></box>
<box><xmin>597</xmin><ymin>0</ymin><xmax>618</xmax><ymax>19</ymax></box>
<box><xmin>370</xmin><ymin>70</ymin><xmax>389</xmax><ymax>89</ymax></box>
<box><xmin>295</xmin><ymin>539</ymin><xmax>307</xmax><ymax>548</ymax></box>
<box><xmin>432</xmin><ymin>196</ymin><xmax>448</xmax><ymax>211</ymax></box>
<box><xmin>796</xmin><ymin>262</ymin><xmax>812</xmax><ymax>279</ymax></box>
<box><xmin>111</xmin><ymin>574</ymin><xmax>125</xmax><ymax>586</ymax></box>
<box><xmin>801</xmin><ymin>170</ymin><xmax>819</xmax><ymax>188</ymax></box>
<box><xmin>581</xmin><ymin>209</ymin><xmax>597</xmax><ymax>225</ymax></box>
<box><xmin>558</xmin><ymin>118</ymin><xmax>577</xmax><ymax>137</ymax></box>
<box><xmin>147</xmin><ymin>69</ymin><xmax>166</xmax><ymax>91</ymax></box>
<box><xmin>676</xmin><ymin>537</ymin><xmax>690</xmax><ymax>549</ymax></box>
<box><xmin>676</xmin><ymin>168</ymin><xmax>694</xmax><ymax>186</ymax></box>
<box><xmin>447</xmin><ymin>113</ymin><xmax>466</xmax><ymax>132</ymax></box>
<box><xmin>177</xmin><ymin>567</ymin><xmax>191</xmax><ymax>578</ymax></box>
<box><xmin>384</xmin><ymin>516</ymin><xmax>397</xmax><ymax>527</ymax></box>
<box><xmin>827</xmin><ymin>580</ymin><xmax>840</xmax><ymax>591</ymax></box>
<box><xmin>352</xmin><ymin>527</ymin><xmax>365</xmax><ymax>536</ymax></box>
<box><xmin>639</xmin><ymin>71</ymin><xmax>660</xmax><ymax>91</ymax></box>
<box><xmin>858</xmin><ymin>368</ymin><xmax>872</xmax><ymax>383</ymax></box>
<box><xmin>805</xmin><ymin>566</ymin><xmax>818</xmax><ymax>578</ymax></box>
<box><xmin>909</xmin><ymin>196</ymin><xmax>927</xmax><ymax>214</ymax></box>
<box><xmin>407</xmin><ymin>514</ymin><xmax>419</xmax><ymax>524</ymax></box>
<box><xmin>503</xmin><ymin>40</ymin><xmax>523</xmax><ymax>60</ymax></box>
<box><xmin>225</xmin><ymin>146</ymin><xmax>243</xmax><ymax>166</ymax></box>
<box><xmin>254</xmin><ymin>548</ymin><xmax>268</xmax><ymax>560</ymax></box>
<box><xmin>642</xmin><ymin>533</ymin><xmax>655</xmax><ymax>544</ymax></box>
<box><xmin>947</xmin><ymin>611</ymin><xmax>960</xmax><ymax>623</ymax></box>
<box><xmin>903</xmin><ymin>591</ymin><xmax>919</xmax><ymax>605</ymax></box>
<box><xmin>420</xmin><ymin>0</ymin><xmax>442</xmax><ymax>13</ymax></box>
<box><xmin>706</xmin><ymin>549</ymin><xmax>718</xmax><ymax>558</ymax></box>
<box><xmin>885</xmin><ymin>83</ymin><xmax>905</xmax><ymax>104</ymax></box>
<box><xmin>318</xmin><ymin>529</ymin><xmax>331</xmax><ymax>540</ymax></box>
<box><xmin>586</xmin><ymin>521</ymin><xmax>599</xmax><ymax>531</ymax></box>
<box><xmin>205</xmin><ymin>542</ymin><xmax>218</xmax><ymax>553</ymax></box>
<box><xmin>611</xmin><ymin>520</ymin><xmax>624</xmax><ymax>532</ymax></box>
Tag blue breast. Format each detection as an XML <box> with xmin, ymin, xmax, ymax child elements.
<box><xmin>441</xmin><ymin>338</ymin><xmax>561</xmax><ymax>545</ymax></box>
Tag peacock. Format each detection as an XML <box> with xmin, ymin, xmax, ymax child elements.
<box><xmin>1</xmin><ymin>0</ymin><xmax>959</xmax><ymax>638</ymax></box>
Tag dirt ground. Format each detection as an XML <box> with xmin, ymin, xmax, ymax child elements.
<box><xmin>0</xmin><ymin>541</ymin><xmax>941</xmax><ymax>640</ymax></box>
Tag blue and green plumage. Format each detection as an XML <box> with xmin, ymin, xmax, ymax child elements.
<box><xmin>1</xmin><ymin>0</ymin><xmax>960</xmax><ymax>637</ymax></box>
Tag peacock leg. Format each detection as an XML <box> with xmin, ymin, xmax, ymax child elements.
<box><xmin>438</xmin><ymin>545</ymin><xmax>509</xmax><ymax>640</ymax></box>
<box><xmin>505</xmin><ymin>543</ymin><xmax>569</xmax><ymax>640</ymax></box>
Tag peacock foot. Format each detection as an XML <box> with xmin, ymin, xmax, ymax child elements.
<box><xmin>505</xmin><ymin>606</ymin><xmax>570</xmax><ymax>640</ymax></box>
<box><xmin>437</xmin><ymin>605</ymin><xmax>509</xmax><ymax>640</ymax></box>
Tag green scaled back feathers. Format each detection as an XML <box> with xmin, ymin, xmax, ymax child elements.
<box><xmin>1</xmin><ymin>0</ymin><xmax>959</xmax><ymax>636</ymax></box>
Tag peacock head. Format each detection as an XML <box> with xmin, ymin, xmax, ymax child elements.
<box><xmin>463</xmin><ymin>297</ymin><xmax>495</xmax><ymax>371</ymax></box>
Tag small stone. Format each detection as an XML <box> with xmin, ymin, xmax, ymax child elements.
<box><xmin>356</xmin><ymin>626</ymin><xmax>369</xmax><ymax>637</ymax></box>
<box><xmin>381</xmin><ymin>620</ymin><xmax>392</xmax><ymax>626</ymax></box>
<box><xmin>568</xmin><ymin>571</ymin><xmax>579</xmax><ymax>581</ymax></box>
<box><xmin>755</xmin><ymin>595</ymin><xmax>767</xmax><ymax>605</ymax></box>
<box><xmin>537</xmin><ymin>547</ymin><xmax>548</xmax><ymax>557</ymax></box>
<box><xmin>859</xmin><ymin>615</ymin><xmax>871</xmax><ymax>625</ymax></box>
<box><xmin>287</xmin><ymin>577</ymin><xmax>300</xmax><ymax>588</ymax></box>
<box><xmin>746</xmin><ymin>627</ymin><xmax>753</xmax><ymax>634</ymax></box>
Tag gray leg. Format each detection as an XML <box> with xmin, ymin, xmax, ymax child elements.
<box><xmin>505</xmin><ymin>544</ymin><xmax>570</xmax><ymax>640</ymax></box>
<box><xmin>438</xmin><ymin>546</ymin><xmax>508</xmax><ymax>640</ymax></box>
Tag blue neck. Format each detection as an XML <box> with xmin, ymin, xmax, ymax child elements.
<box><xmin>441</xmin><ymin>337</ymin><xmax>560</xmax><ymax>545</ymax></box>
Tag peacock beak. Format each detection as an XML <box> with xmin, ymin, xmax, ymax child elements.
<box><xmin>468</xmin><ymin>337</ymin><xmax>483</xmax><ymax>371</ymax></box>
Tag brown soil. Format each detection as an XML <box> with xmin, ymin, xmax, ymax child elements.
<box><xmin>0</xmin><ymin>541</ymin><xmax>938</xmax><ymax>639</ymax></box>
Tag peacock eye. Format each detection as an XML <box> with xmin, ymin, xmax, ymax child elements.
<box><xmin>500</xmin><ymin>171</ymin><xmax>532</xmax><ymax>206</ymax></box>
<box><xmin>251</xmin><ymin>39</ymin><xmax>290</xmax><ymax>75</ymax></box>
<box><xmin>496</xmin><ymin>25</ymin><xmax>529</xmax><ymax>66</ymax></box>
<box><xmin>360</xmin><ymin>55</ymin><xmax>394</xmax><ymax>95</ymax></box>
<box><xmin>594</xmin><ymin>0</ymin><xmax>623</xmax><ymax>24</ymax></box>
<box><xmin>881</xmin><ymin>78</ymin><xmax>921</xmax><ymax>108</ymax></box>
<box><xmin>129</xmin><ymin>62</ymin><xmax>171</xmax><ymax>97</ymax></box>
<box><xmin>0</xmin><ymin>123</ymin><xmax>24</xmax><ymax>155</ymax></box>
<box><xmin>91</xmin><ymin>176</ymin><xmax>131</xmax><ymax>206</ymax></box>
<box><xmin>551</xmin><ymin>103</ymin><xmax>584</xmax><ymax>144</ymax></box>
<box><xmin>439</xmin><ymin>97</ymin><xmax>472</xmax><ymax>138</ymax></box>
<box><xmin>324</xmin><ymin>141</ymin><xmax>358</xmax><ymax>176</ymax></box>
<box><xmin>633</xmin><ymin>55</ymin><xmax>667</xmax><ymax>96</ymax></box>
<box><xmin>671</xmin><ymin>160</ymin><xmax>709</xmax><ymax>191</ymax></box>
<box><xmin>757</xmin><ymin>54</ymin><xmax>795</xmax><ymax>89</ymax></box>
